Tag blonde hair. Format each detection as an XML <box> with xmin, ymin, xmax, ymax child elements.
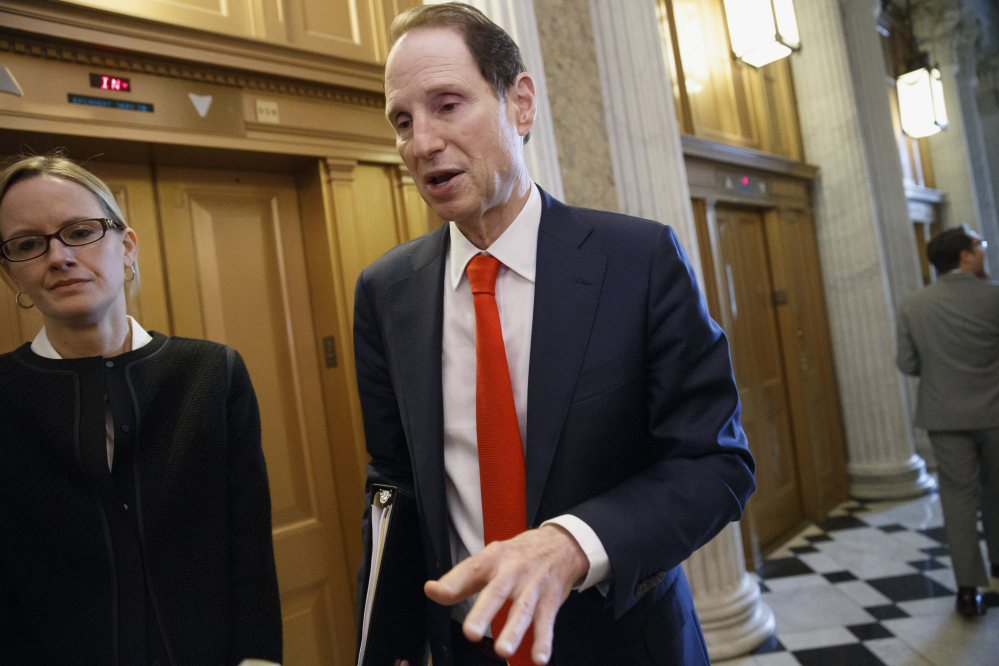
<box><xmin>0</xmin><ymin>153</ymin><xmax>140</xmax><ymax>297</ymax></box>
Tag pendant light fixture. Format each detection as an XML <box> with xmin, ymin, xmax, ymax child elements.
<box><xmin>722</xmin><ymin>0</ymin><xmax>801</xmax><ymax>68</ymax></box>
<box><xmin>896</xmin><ymin>54</ymin><xmax>948</xmax><ymax>138</ymax></box>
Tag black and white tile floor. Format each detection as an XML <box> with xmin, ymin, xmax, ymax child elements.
<box><xmin>715</xmin><ymin>491</ymin><xmax>999</xmax><ymax>666</ymax></box>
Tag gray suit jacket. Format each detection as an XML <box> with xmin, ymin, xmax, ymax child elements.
<box><xmin>897</xmin><ymin>271</ymin><xmax>999</xmax><ymax>430</ymax></box>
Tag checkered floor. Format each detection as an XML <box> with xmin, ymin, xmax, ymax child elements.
<box><xmin>716</xmin><ymin>490</ymin><xmax>999</xmax><ymax>666</ymax></box>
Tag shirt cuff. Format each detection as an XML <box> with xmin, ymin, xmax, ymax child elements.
<box><xmin>542</xmin><ymin>514</ymin><xmax>611</xmax><ymax>591</ymax></box>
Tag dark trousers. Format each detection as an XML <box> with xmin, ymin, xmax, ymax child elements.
<box><xmin>928</xmin><ymin>428</ymin><xmax>999</xmax><ymax>587</ymax></box>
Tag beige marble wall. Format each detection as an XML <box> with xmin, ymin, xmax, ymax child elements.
<box><xmin>533</xmin><ymin>0</ymin><xmax>617</xmax><ymax>211</ymax></box>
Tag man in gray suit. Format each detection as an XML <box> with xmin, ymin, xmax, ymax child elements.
<box><xmin>897</xmin><ymin>225</ymin><xmax>999</xmax><ymax>616</ymax></box>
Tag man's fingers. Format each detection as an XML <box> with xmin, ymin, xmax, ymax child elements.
<box><xmin>392</xmin><ymin>661</ymin><xmax>409</xmax><ymax>666</ymax></box>
<box><xmin>494</xmin><ymin>583</ymin><xmax>541</xmax><ymax>658</ymax></box>
<box><xmin>463</xmin><ymin>568</ymin><xmax>519</xmax><ymax>641</ymax></box>
<box><xmin>529</xmin><ymin>586</ymin><xmax>562</xmax><ymax>665</ymax></box>
<box><xmin>425</xmin><ymin>549</ymin><xmax>495</xmax><ymax>605</ymax></box>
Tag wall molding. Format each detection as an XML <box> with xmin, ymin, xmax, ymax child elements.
<box><xmin>681</xmin><ymin>135</ymin><xmax>819</xmax><ymax>180</ymax></box>
<box><xmin>0</xmin><ymin>29</ymin><xmax>386</xmax><ymax>109</ymax></box>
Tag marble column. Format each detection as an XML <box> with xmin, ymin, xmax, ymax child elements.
<box><xmin>840</xmin><ymin>0</ymin><xmax>933</xmax><ymax>471</ymax></box>
<box><xmin>914</xmin><ymin>1</ymin><xmax>999</xmax><ymax>270</ymax></box>
<box><xmin>426</xmin><ymin>0</ymin><xmax>565</xmax><ymax>200</ymax></box>
<box><xmin>841</xmin><ymin>0</ymin><xmax>924</xmax><ymax>312</ymax></box>
<box><xmin>587</xmin><ymin>1</ymin><xmax>771</xmax><ymax>659</ymax></box>
<box><xmin>980</xmin><ymin>59</ymin><xmax>999</xmax><ymax>238</ymax></box>
<box><xmin>682</xmin><ymin>524</ymin><xmax>775</xmax><ymax>661</ymax></box>
<box><xmin>586</xmin><ymin>0</ymin><xmax>700</xmax><ymax>273</ymax></box>
<box><xmin>789</xmin><ymin>0</ymin><xmax>934</xmax><ymax>499</ymax></box>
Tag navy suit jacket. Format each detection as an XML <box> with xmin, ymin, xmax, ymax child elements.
<box><xmin>353</xmin><ymin>187</ymin><xmax>755</xmax><ymax>666</ymax></box>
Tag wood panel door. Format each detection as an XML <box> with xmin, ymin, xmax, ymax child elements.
<box><xmin>764</xmin><ymin>209</ymin><xmax>849</xmax><ymax>516</ymax></box>
<box><xmin>714</xmin><ymin>206</ymin><xmax>803</xmax><ymax>550</ymax></box>
<box><xmin>155</xmin><ymin>167</ymin><xmax>356</xmax><ymax>666</ymax></box>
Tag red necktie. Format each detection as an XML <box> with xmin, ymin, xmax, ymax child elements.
<box><xmin>466</xmin><ymin>254</ymin><xmax>533</xmax><ymax>666</ymax></box>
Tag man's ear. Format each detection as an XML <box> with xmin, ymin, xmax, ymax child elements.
<box><xmin>509</xmin><ymin>72</ymin><xmax>537</xmax><ymax>139</ymax></box>
<box><xmin>959</xmin><ymin>248</ymin><xmax>974</xmax><ymax>268</ymax></box>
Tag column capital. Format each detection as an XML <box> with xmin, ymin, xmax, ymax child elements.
<box><xmin>325</xmin><ymin>158</ymin><xmax>358</xmax><ymax>183</ymax></box>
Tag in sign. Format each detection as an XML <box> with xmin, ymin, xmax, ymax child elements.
<box><xmin>89</xmin><ymin>73</ymin><xmax>132</xmax><ymax>93</ymax></box>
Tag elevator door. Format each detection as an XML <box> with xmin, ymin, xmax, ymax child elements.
<box><xmin>714</xmin><ymin>205</ymin><xmax>804</xmax><ymax>549</ymax></box>
<box><xmin>152</xmin><ymin>167</ymin><xmax>356</xmax><ymax>666</ymax></box>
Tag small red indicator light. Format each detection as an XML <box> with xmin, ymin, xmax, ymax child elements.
<box><xmin>742</xmin><ymin>177</ymin><xmax>750</xmax><ymax>186</ymax></box>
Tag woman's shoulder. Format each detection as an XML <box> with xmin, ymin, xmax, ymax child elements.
<box><xmin>0</xmin><ymin>343</ymin><xmax>39</xmax><ymax>371</ymax></box>
<box><xmin>137</xmin><ymin>334</ymin><xmax>234</xmax><ymax>374</ymax></box>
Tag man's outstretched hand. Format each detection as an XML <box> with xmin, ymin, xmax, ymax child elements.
<box><xmin>420</xmin><ymin>524</ymin><xmax>590</xmax><ymax>665</ymax></box>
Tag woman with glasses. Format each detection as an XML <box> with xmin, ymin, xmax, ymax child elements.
<box><xmin>0</xmin><ymin>154</ymin><xmax>282</xmax><ymax>666</ymax></box>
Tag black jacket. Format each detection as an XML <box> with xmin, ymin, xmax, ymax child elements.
<box><xmin>0</xmin><ymin>333</ymin><xmax>282</xmax><ymax>666</ymax></box>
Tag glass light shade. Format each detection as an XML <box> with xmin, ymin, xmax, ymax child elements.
<box><xmin>722</xmin><ymin>0</ymin><xmax>801</xmax><ymax>68</ymax></box>
<box><xmin>897</xmin><ymin>66</ymin><xmax>949</xmax><ymax>138</ymax></box>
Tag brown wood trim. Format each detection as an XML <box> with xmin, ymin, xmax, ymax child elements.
<box><xmin>0</xmin><ymin>0</ymin><xmax>386</xmax><ymax>92</ymax></box>
<box><xmin>657</xmin><ymin>0</ymin><xmax>694</xmax><ymax>135</ymax></box>
<box><xmin>681</xmin><ymin>134</ymin><xmax>819</xmax><ymax>180</ymax></box>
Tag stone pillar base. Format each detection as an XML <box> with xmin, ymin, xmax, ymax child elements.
<box><xmin>698</xmin><ymin>572</ymin><xmax>775</xmax><ymax>661</ymax></box>
<box><xmin>849</xmin><ymin>454</ymin><xmax>937</xmax><ymax>500</ymax></box>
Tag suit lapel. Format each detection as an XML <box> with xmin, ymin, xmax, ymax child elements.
<box><xmin>526</xmin><ymin>189</ymin><xmax>607</xmax><ymax>526</ymax></box>
<box><xmin>386</xmin><ymin>224</ymin><xmax>451</xmax><ymax>567</ymax></box>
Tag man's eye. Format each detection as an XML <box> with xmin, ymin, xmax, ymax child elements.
<box><xmin>396</xmin><ymin>118</ymin><xmax>411</xmax><ymax>130</ymax></box>
<box><xmin>442</xmin><ymin>103</ymin><xmax>457</xmax><ymax>112</ymax></box>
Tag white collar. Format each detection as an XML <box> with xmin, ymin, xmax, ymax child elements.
<box><xmin>31</xmin><ymin>316</ymin><xmax>154</xmax><ymax>359</ymax></box>
<box><xmin>448</xmin><ymin>182</ymin><xmax>542</xmax><ymax>290</ymax></box>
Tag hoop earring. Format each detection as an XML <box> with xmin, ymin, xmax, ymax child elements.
<box><xmin>14</xmin><ymin>292</ymin><xmax>34</xmax><ymax>309</ymax></box>
<box><xmin>124</xmin><ymin>265</ymin><xmax>135</xmax><ymax>283</ymax></box>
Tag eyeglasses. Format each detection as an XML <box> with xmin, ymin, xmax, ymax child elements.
<box><xmin>0</xmin><ymin>218</ymin><xmax>124</xmax><ymax>262</ymax></box>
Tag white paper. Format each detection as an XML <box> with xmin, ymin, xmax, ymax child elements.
<box><xmin>357</xmin><ymin>499</ymin><xmax>394</xmax><ymax>666</ymax></box>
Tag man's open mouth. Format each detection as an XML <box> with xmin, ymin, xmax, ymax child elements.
<box><xmin>428</xmin><ymin>171</ymin><xmax>461</xmax><ymax>186</ymax></box>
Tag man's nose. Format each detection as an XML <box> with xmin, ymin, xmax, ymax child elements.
<box><xmin>412</xmin><ymin>116</ymin><xmax>445</xmax><ymax>159</ymax></box>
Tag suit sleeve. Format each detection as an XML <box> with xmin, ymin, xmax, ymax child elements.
<box><xmin>353</xmin><ymin>269</ymin><xmax>427</xmax><ymax>660</ymax></box>
<box><xmin>225</xmin><ymin>350</ymin><xmax>283</xmax><ymax>665</ymax></box>
<box><xmin>569</xmin><ymin>225</ymin><xmax>756</xmax><ymax>619</ymax></box>
<box><xmin>896</xmin><ymin>307</ymin><xmax>920</xmax><ymax>376</ymax></box>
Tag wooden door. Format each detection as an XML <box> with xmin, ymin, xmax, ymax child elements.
<box><xmin>155</xmin><ymin>167</ymin><xmax>357</xmax><ymax>666</ymax></box>
<box><xmin>764</xmin><ymin>209</ymin><xmax>849</xmax><ymax>516</ymax></box>
<box><xmin>713</xmin><ymin>206</ymin><xmax>803</xmax><ymax>550</ymax></box>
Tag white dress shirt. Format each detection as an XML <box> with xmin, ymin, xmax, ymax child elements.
<box><xmin>31</xmin><ymin>316</ymin><xmax>153</xmax><ymax>471</ymax></box>
<box><xmin>442</xmin><ymin>183</ymin><xmax>610</xmax><ymax>625</ymax></box>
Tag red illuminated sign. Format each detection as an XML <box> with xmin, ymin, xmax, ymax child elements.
<box><xmin>89</xmin><ymin>73</ymin><xmax>131</xmax><ymax>92</ymax></box>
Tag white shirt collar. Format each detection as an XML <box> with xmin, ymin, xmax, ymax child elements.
<box><xmin>31</xmin><ymin>316</ymin><xmax>154</xmax><ymax>359</ymax></box>
<box><xmin>448</xmin><ymin>182</ymin><xmax>542</xmax><ymax>290</ymax></box>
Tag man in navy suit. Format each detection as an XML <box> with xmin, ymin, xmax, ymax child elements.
<box><xmin>354</xmin><ymin>4</ymin><xmax>755</xmax><ymax>665</ymax></box>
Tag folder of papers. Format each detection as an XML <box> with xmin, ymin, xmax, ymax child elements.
<box><xmin>356</xmin><ymin>485</ymin><xmax>426</xmax><ymax>666</ymax></box>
